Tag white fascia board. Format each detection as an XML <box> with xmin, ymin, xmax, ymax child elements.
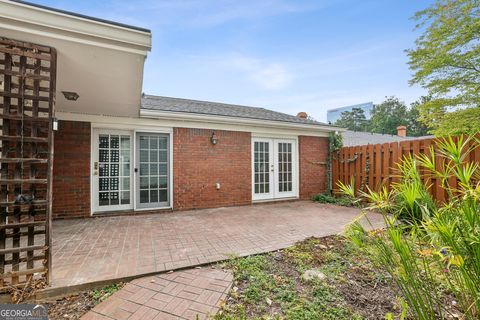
<box><xmin>140</xmin><ymin>109</ymin><xmax>344</xmax><ymax>134</ymax></box>
<box><xmin>56</xmin><ymin>111</ymin><xmax>339</xmax><ymax>137</ymax></box>
<box><xmin>0</xmin><ymin>0</ymin><xmax>151</xmax><ymax>55</ymax></box>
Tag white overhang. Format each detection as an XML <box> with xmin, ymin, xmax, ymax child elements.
<box><xmin>0</xmin><ymin>0</ymin><xmax>152</xmax><ymax>55</ymax></box>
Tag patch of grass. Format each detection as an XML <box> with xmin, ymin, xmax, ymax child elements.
<box><xmin>90</xmin><ymin>283</ymin><xmax>123</xmax><ymax>303</ymax></box>
<box><xmin>216</xmin><ymin>238</ymin><xmax>368</xmax><ymax>320</ymax></box>
<box><xmin>283</xmin><ymin>238</ymin><xmax>320</xmax><ymax>271</ymax></box>
<box><xmin>284</xmin><ymin>281</ymin><xmax>362</xmax><ymax>320</ymax></box>
<box><xmin>312</xmin><ymin>193</ymin><xmax>355</xmax><ymax>207</ymax></box>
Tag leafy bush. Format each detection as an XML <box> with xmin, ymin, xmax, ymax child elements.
<box><xmin>345</xmin><ymin>135</ymin><xmax>480</xmax><ymax>320</ymax></box>
<box><xmin>311</xmin><ymin>193</ymin><xmax>355</xmax><ymax>207</ymax></box>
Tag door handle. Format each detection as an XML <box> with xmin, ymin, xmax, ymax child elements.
<box><xmin>134</xmin><ymin>168</ymin><xmax>138</xmax><ymax>173</ymax></box>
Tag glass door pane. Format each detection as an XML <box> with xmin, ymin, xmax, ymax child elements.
<box><xmin>253</xmin><ymin>140</ymin><xmax>273</xmax><ymax>200</ymax></box>
<box><xmin>277</xmin><ymin>142</ymin><xmax>293</xmax><ymax>193</ymax></box>
<box><xmin>97</xmin><ymin>132</ymin><xmax>131</xmax><ymax>210</ymax></box>
<box><xmin>137</xmin><ymin>133</ymin><xmax>169</xmax><ymax>208</ymax></box>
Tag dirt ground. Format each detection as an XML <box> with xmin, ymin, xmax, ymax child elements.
<box><xmin>217</xmin><ymin>235</ymin><xmax>400</xmax><ymax>319</ymax></box>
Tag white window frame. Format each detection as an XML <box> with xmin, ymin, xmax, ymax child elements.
<box><xmin>91</xmin><ymin>129</ymin><xmax>134</xmax><ymax>213</ymax></box>
<box><xmin>90</xmin><ymin>123</ymin><xmax>173</xmax><ymax>215</ymax></box>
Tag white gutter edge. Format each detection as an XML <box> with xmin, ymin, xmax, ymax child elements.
<box><xmin>0</xmin><ymin>0</ymin><xmax>151</xmax><ymax>54</ymax></box>
<box><xmin>139</xmin><ymin>109</ymin><xmax>346</xmax><ymax>133</ymax></box>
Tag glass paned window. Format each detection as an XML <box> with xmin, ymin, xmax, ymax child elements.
<box><xmin>138</xmin><ymin>134</ymin><xmax>169</xmax><ymax>206</ymax></box>
<box><xmin>98</xmin><ymin>134</ymin><xmax>131</xmax><ymax>206</ymax></box>
<box><xmin>277</xmin><ymin>142</ymin><xmax>293</xmax><ymax>193</ymax></box>
<box><xmin>254</xmin><ymin>141</ymin><xmax>270</xmax><ymax>195</ymax></box>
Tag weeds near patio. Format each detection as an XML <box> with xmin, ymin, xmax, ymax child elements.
<box><xmin>311</xmin><ymin>193</ymin><xmax>355</xmax><ymax>207</ymax></box>
<box><xmin>215</xmin><ymin>236</ymin><xmax>399</xmax><ymax>319</ymax></box>
<box><xmin>46</xmin><ymin>282</ymin><xmax>124</xmax><ymax>319</ymax></box>
<box><xmin>91</xmin><ymin>283</ymin><xmax>124</xmax><ymax>302</ymax></box>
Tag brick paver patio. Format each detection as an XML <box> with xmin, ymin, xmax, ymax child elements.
<box><xmin>81</xmin><ymin>267</ymin><xmax>232</xmax><ymax>320</ymax></box>
<box><xmin>52</xmin><ymin>201</ymin><xmax>383</xmax><ymax>289</ymax></box>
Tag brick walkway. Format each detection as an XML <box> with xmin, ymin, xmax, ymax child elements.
<box><xmin>82</xmin><ymin>267</ymin><xmax>233</xmax><ymax>320</ymax></box>
<box><xmin>52</xmin><ymin>201</ymin><xmax>384</xmax><ymax>288</ymax></box>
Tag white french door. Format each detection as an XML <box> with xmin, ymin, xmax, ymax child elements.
<box><xmin>92</xmin><ymin>129</ymin><xmax>171</xmax><ymax>213</ymax></box>
<box><xmin>252</xmin><ymin>138</ymin><xmax>297</xmax><ymax>201</ymax></box>
<box><xmin>92</xmin><ymin>129</ymin><xmax>133</xmax><ymax>212</ymax></box>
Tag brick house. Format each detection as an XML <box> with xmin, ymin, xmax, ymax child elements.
<box><xmin>1</xmin><ymin>1</ymin><xmax>341</xmax><ymax>219</ymax></box>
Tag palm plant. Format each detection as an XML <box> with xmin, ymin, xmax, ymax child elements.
<box><xmin>345</xmin><ymin>134</ymin><xmax>480</xmax><ymax>319</ymax></box>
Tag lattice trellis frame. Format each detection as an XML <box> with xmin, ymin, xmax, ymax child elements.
<box><xmin>0</xmin><ymin>37</ymin><xmax>56</xmax><ymax>291</ymax></box>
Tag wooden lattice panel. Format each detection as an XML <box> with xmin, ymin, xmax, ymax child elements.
<box><xmin>0</xmin><ymin>37</ymin><xmax>56</xmax><ymax>291</ymax></box>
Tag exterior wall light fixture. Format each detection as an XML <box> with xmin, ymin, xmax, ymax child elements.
<box><xmin>62</xmin><ymin>91</ymin><xmax>80</xmax><ymax>101</ymax></box>
<box><xmin>211</xmin><ymin>131</ymin><xmax>218</xmax><ymax>145</ymax></box>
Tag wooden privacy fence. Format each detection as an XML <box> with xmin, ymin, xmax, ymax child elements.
<box><xmin>0</xmin><ymin>37</ymin><xmax>56</xmax><ymax>292</ymax></box>
<box><xmin>332</xmin><ymin>136</ymin><xmax>480</xmax><ymax>203</ymax></box>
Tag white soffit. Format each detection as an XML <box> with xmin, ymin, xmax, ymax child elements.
<box><xmin>0</xmin><ymin>0</ymin><xmax>152</xmax><ymax>55</ymax></box>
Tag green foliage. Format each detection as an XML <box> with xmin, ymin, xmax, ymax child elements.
<box><xmin>333</xmin><ymin>96</ymin><xmax>429</xmax><ymax>137</ymax></box>
<box><xmin>336</xmin><ymin>177</ymin><xmax>356</xmax><ymax>199</ymax></box>
<box><xmin>334</xmin><ymin>107</ymin><xmax>368</xmax><ymax>131</ymax></box>
<box><xmin>217</xmin><ymin>239</ymin><xmax>364</xmax><ymax>320</ymax></box>
<box><xmin>311</xmin><ymin>193</ymin><xmax>353</xmax><ymax>207</ymax></box>
<box><xmin>407</xmin><ymin>0</ymin><xmax>480</xmax><ymax>135</ymax></box>
<box><xmin>90</xmin><ymin>283</ymin><xmax>123</xmax><ymax>302</ymax></box>
<box><xmin>346</xmin><ymin>135</ymin><xmax>480</xmax><ymax>320</ymax></box>
<box><xmin>407</xmin><ymin>96</ymin><xmax>431</xmax><ymax>136</ymax></box>
<box><xmin>329</xmin><ymin>131</ymin><xmax>343</xmax><ymax>152</ymax></box>
<box><xmin>429</xmin><ymin>107</ymin><xmax>480</xmax><ymax>137</ymax></box>
<box><xmin>369</xmin><ymin>97</ymin><xmax>408</xmax><ymax>135</ymax></box>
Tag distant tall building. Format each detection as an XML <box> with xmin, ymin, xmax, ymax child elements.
<box><xmin>327</xmin><ymin>102</ymin><xmax>373</xmax><ymax>124</ymax></box>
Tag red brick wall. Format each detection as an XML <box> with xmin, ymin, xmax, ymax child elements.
<box><xmin>52</xmin><ymin>120</ymin><xmax>91</xmax><ymax>219</ymax></box>
<box><xmin>298</xmin><ymin>136</ymin><xmax>329</xmax><ymax>199</ymax></box>
<box><xmin>173</xmin><ymin>128</ymin><xmax>251</xmax><ymax>210</ymax></box>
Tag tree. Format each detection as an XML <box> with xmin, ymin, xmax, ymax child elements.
<box><xmin>369</xmin><ymin>97</ymin><xmax>408</xmax><ymax>135</ymax></box>
<box><xmin>407</xmin><ymin>96</ymin><xmax>431</xmax><ymax>137</ymax></box>
<box><xmin>334</xmin><ymin>107</ymin><xmax>368</xmax><ymax>131</ymax></box>
<box><xmin>407</xmin><ymin>0</ymin><xmax>480</xmax><ymax>136</ymax></box>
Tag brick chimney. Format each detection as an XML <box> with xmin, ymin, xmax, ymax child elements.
<box><xmin>397</xmin><ymin>125</ymin><xmax>407</xmax><ymax>137</ymax></box>
<box><xmin>297</xmin><ymin>112</ymin><xmax>308</xmax><ymax>119</ymax></box>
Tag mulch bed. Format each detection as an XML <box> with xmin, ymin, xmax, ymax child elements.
<box><xmin>45</xmin><ymin>292</ymin><xmax>98</xmax><ymax>320</ymax></box>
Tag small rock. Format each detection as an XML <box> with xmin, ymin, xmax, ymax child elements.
<box><xmin>266</xmin><ymin>297</ymin><xmax>272</xmax><ymax>306</ymax></box>
<box><xmin>232</xmin><ymin>286</ymin><xmax>238</xmax><ymax>292</ymax></box>
<box><xmin>318</xmin><ymin>244</ymin><xmax>328</xmax><ymax>249</ymax></box>
<box><xmin>302</xmin><ymin>269</ymin><xmax>326</xmax><ymax>282</ymax></box>
<box><xmin>150</xmin><ymin>279</ymin><xmax>156</xmax><ymax>283</ymax></box>
<box><xmin>167</xmin><ymin>270</ymin><xmax>174</xmax><ymax>274</ymax></box>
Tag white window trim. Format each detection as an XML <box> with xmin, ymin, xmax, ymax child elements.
<box><xmin>90</xmin><ymin>123</ymin><xmax>173</xmax><ymax>215</ymax></box>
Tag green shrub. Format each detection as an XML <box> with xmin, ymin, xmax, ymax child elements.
<box><xmin>345</xmin><ymin>134</ymin><xmax>480</xmax><ymax>320</ymax></box>
<box><xmin>312</xmin><ymin>193</ymin><xmax>355</xmax><ymax>207</ymax></box>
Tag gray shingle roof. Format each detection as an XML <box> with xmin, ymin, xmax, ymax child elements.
<box><xmin>342</xmin><ymin>130</ymin><xmax>433</xmax><ymax>147</ymax></box>
<box><xmin>141</xmin><ymin>95</ymin><xmax>331</xmax><ymax>126</ymax></box>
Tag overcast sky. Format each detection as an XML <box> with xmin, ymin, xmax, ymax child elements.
<box><xmin>37</xmin><ymin>0</ymin><xmax>433</xmax><ymax>122</ymax></box>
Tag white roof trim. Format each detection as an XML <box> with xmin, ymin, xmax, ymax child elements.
<box><xmin>0</xmin><ymin>0</ymin><xmax>151</xmax><ymax>55</ymax></box>
<box><xmin>140</xmin><ymin>109</ymin><xmax>344</xmax><ymax>133</ymax></box>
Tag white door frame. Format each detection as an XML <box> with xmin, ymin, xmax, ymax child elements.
<box><xmin>135</xmin><ymin>132</ymin><xmax>171</xmax><ymax>209</ymax></box>
<box><xmin>251</xmin><ymin>138</ymin><xmax>275</xmax><ymax>201</ymax></box>
<box><xmin>273</xmin><ymin>138</ymin><xmax>298</xmax><ymax>199</ymax></box>
<box><xmin>92</xmin><ymin>128</ymin><xmax>134</xmax><ymax>212</ymax></box>
<box><xmin>91</xmin><ymin>124</ymin><xmax>174</xmax><ymax>215</ymax></box>
<box><xmin>252</xmin><ymin>137</ymin><xmax>299</xmax><ymax>201</ymax></box>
